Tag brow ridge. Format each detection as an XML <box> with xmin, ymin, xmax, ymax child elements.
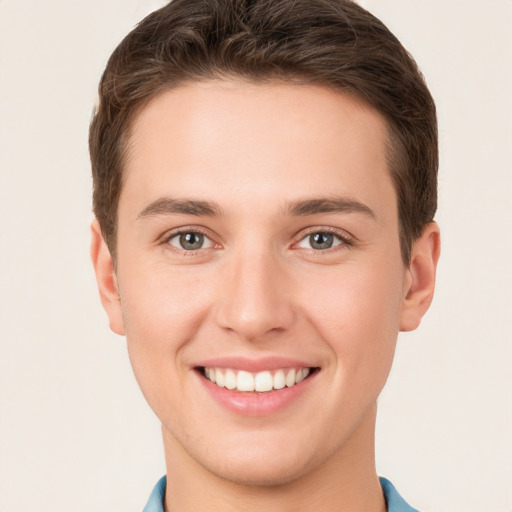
<box><xmin>137</xmin><ymin>196</ymin><xmax>374</xmax><ymax>220</ymax></box>
<box><xmin>284</xmin><ymin>196</ymin><xmax>376</xmax><ymax>218</ymax></box>
<box><xmin>137</xmin><ymin>198</ymin><xmax>223</xmax><ymax>219</ymax></box>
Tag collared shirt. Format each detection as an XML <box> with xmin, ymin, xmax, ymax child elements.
<box><xmin>143</xmin><ymin>475</ymin><xmax>419</xmax><ymax>512</ymax></box>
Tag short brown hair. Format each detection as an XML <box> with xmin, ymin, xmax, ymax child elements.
<box><xmin>89</xmin><ymin>0</ymin><xmax>437</xmax><ymax>263</ymax></box>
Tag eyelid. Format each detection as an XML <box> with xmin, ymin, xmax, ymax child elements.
<box><xmin>167</xmin><ymin>232</ymin><xmax>214</xmax><ymax>250</ymax></box>
<box><xmin>292</xmin><ymin>226</ymin><xmax>355</xmax><ymax>249</ymax></box>
<box><xmin>158</xmin><ymin>225</ymin><xmax>355</xmax><ymax>254</ymax></box>
<box><xmin>161</xmin><ymin>225</ymin><xmax>221</xmax><ymax>253</ymax></box>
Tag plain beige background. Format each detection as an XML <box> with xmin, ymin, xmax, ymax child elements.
<box><xmin>1</xmin><ymin>0</ymin><xmax>511</xmax><ymax>510</ymax></box>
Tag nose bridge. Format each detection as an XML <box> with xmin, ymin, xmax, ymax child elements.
<box><xmin>215</xmin><ymin>244</ymin><xmax>294</xmax><ymax>341</ymax></box>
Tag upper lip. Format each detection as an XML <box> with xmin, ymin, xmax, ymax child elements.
<box><xmin>194</xmin><ymin>356</ymin><xmax>318</xmax><ymax>373</ymax></box>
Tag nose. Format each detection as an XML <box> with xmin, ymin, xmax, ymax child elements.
<box><xmin>213</xmin><ymin>249</ymin><xmax>295</xmax><ymax>342</ymax></box>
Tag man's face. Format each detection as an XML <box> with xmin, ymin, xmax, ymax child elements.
<box><xmin>99</xmin><ymin>80</ymin><xmax>414</xmax><ymax>485</ymax></box>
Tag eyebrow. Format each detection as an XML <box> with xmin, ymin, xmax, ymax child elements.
<box><xmin>137</xmin><ymin>198</ymin><xmax>223</xmax><ymax>219</ymax></box>
<box><xmin>136</xmin><ymin>195</ymin><xmax>375</xmax><ymax>220</ymax></box>
<box><xmin>284</xmin><ymin>196</ymin><xmax>376</xmax><ymax>218</ymax></box>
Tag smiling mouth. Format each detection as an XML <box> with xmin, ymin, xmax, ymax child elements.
<box><xmin>198</xmin><ymin>366</ymin><xmax>318</xmax><ymax>393</ymax></box>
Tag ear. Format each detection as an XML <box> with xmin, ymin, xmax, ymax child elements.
<box><xmin>90</xmin><ymin>219</ymin><xmax>125</xmax><ymax>335</ymax></box>
<box><xmin>399</xmin><ymin>222</ymin><xmax>441</xmax><ymax>332</ymax></box>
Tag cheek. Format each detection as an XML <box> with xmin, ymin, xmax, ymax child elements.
<box><xmin>297</xmin><ymin>259</ymin><xmax>404</xmax><ymax>386</ymax></box>
<box><xmin>117</xmin><ymin>263</ymin><xmax>213</xmax><ymax>407</ymax></box>
<box><xmin>120</xmin><ymin>262</ymin><xmax>211</xmax><ymax>341</ymax></box>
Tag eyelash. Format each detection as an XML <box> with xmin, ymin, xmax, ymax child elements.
<box><xmin>162</xmin><ymin>226</ymin><xmax>217</xmax><ymax>256</ymax></box>
<box><xmin>160</xmin><ymin>226</ymin><xmax>355</xmax><ymax>255</ymax></box>
<box><xmin>293</xmin><ymin>227</ymin><xmax>354</xmax><ymax>252</ymax></box>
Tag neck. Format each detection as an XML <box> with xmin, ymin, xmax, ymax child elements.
<box><xmin>163</xmin><ymin>403</ymin><xmax>385</xmax><ymax>512</ymax></box>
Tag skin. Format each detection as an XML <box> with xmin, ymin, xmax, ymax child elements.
<box><xmin>91</xmin><ymin>80</ymin><xmax>440</xmax><ymax>511</ymax></box>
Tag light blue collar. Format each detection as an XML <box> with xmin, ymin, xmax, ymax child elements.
<box><xmin>379</xmin><ymin>477</ymin><xmax>420</xmax><ymax>512</ymax></box>
<box><xmin>142</xmin><ymin>475</ymin><xmax>166</xmax><ymax>512</ymax></box>
<box><xmin>143</xmin><ymin>475</ymin><xmax>419</xmax><ymax>511</ymax></box>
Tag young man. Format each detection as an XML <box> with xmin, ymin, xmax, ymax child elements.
<box><xmin>89</xmin><ymin>1</ymin><xmax>440</xmax><ymax>510</ymax></box>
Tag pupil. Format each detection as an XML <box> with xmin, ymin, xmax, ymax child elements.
<box><xmin>180</xmin><ymin>232</ymin><xmax>203</xmax><ymax>250</ymax></box>
<box><xmin>310</xmin><ymin>232</ymin><xmax>333</xmax><ymax>250</ymax></box>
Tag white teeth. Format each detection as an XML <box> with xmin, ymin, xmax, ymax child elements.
<box><xmin>237</xmin><ymin>371</ymin><xmax>255</xmax><ymax>392</ymax></box>
<box><xmin>295</xmin><ymin>368</ymin><xmax>311</xmax><ymax>384</ymax></box>
<box><xmin>215</xmin><ymin>368</ymin><xmax>225</xmax><ymax>387</ymax></box>
<box><xmin>273</xmin><ymin>370</ymin><xmax>285</xmax><ymax>390</ymax></box>
<box><xmin>225</xmin><ymin>369</ymin><xmax>237</xmax><ymax>390</ymax></box>
<box><xmin>285</xmin><ymin>368</ymin><xmax>296</xmax><ymax>387</ymax></box>
<box><xmin>255</xmin><ymin>371</ymin><xmax>273</xmax><ymax>392</ymax></box>
<box><xmin>204</xmin><ymin>367</ymin><xmax>313</xmax><ymax>393</ymax></box>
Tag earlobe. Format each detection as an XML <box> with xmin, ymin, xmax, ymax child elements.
<box><xmin>90</xmin><ymin>220</ymin><xmax>125</xmax><ymax>335</ymax></box>
<box><xmin>399</xmin><ymin>222</ymin><xmax>441</xmax><ymax>332</ymax></box>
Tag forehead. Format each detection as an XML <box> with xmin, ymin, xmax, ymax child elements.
<box><xmin>121</xmin><ymin>80</ymin><xmax>394</xmax><ymax>218</ymax></box>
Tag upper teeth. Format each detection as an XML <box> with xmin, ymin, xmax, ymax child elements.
<box><xmin>204</xmin><ymin>367</ymin><xmax>311</xmax><ymax>393</ymax></box>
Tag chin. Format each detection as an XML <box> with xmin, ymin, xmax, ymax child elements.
<box><xmin>212</xmin><ymin>457</ymin><xmax>310</xmax><ymax>488</ymax></box>
<box><xmin>196</xmin><ymin>436</ymin><xmax>318</xmax><ymax>488</ymax></box>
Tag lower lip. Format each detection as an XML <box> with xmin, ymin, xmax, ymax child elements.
<box><xmin>196</xmin><ymin>370</ymin><xmax>318</xmax><ymax>416</ymax></box>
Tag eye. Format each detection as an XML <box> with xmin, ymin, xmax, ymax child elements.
<box><xmin>297</xmin><ymin>231</ymin><xmax>344</xmax><ymax>250</ymax></box>
<box><xmin>167</xmin><ymin>231</ymin><xmax>214</xmax><ymax>251</ymax></box>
